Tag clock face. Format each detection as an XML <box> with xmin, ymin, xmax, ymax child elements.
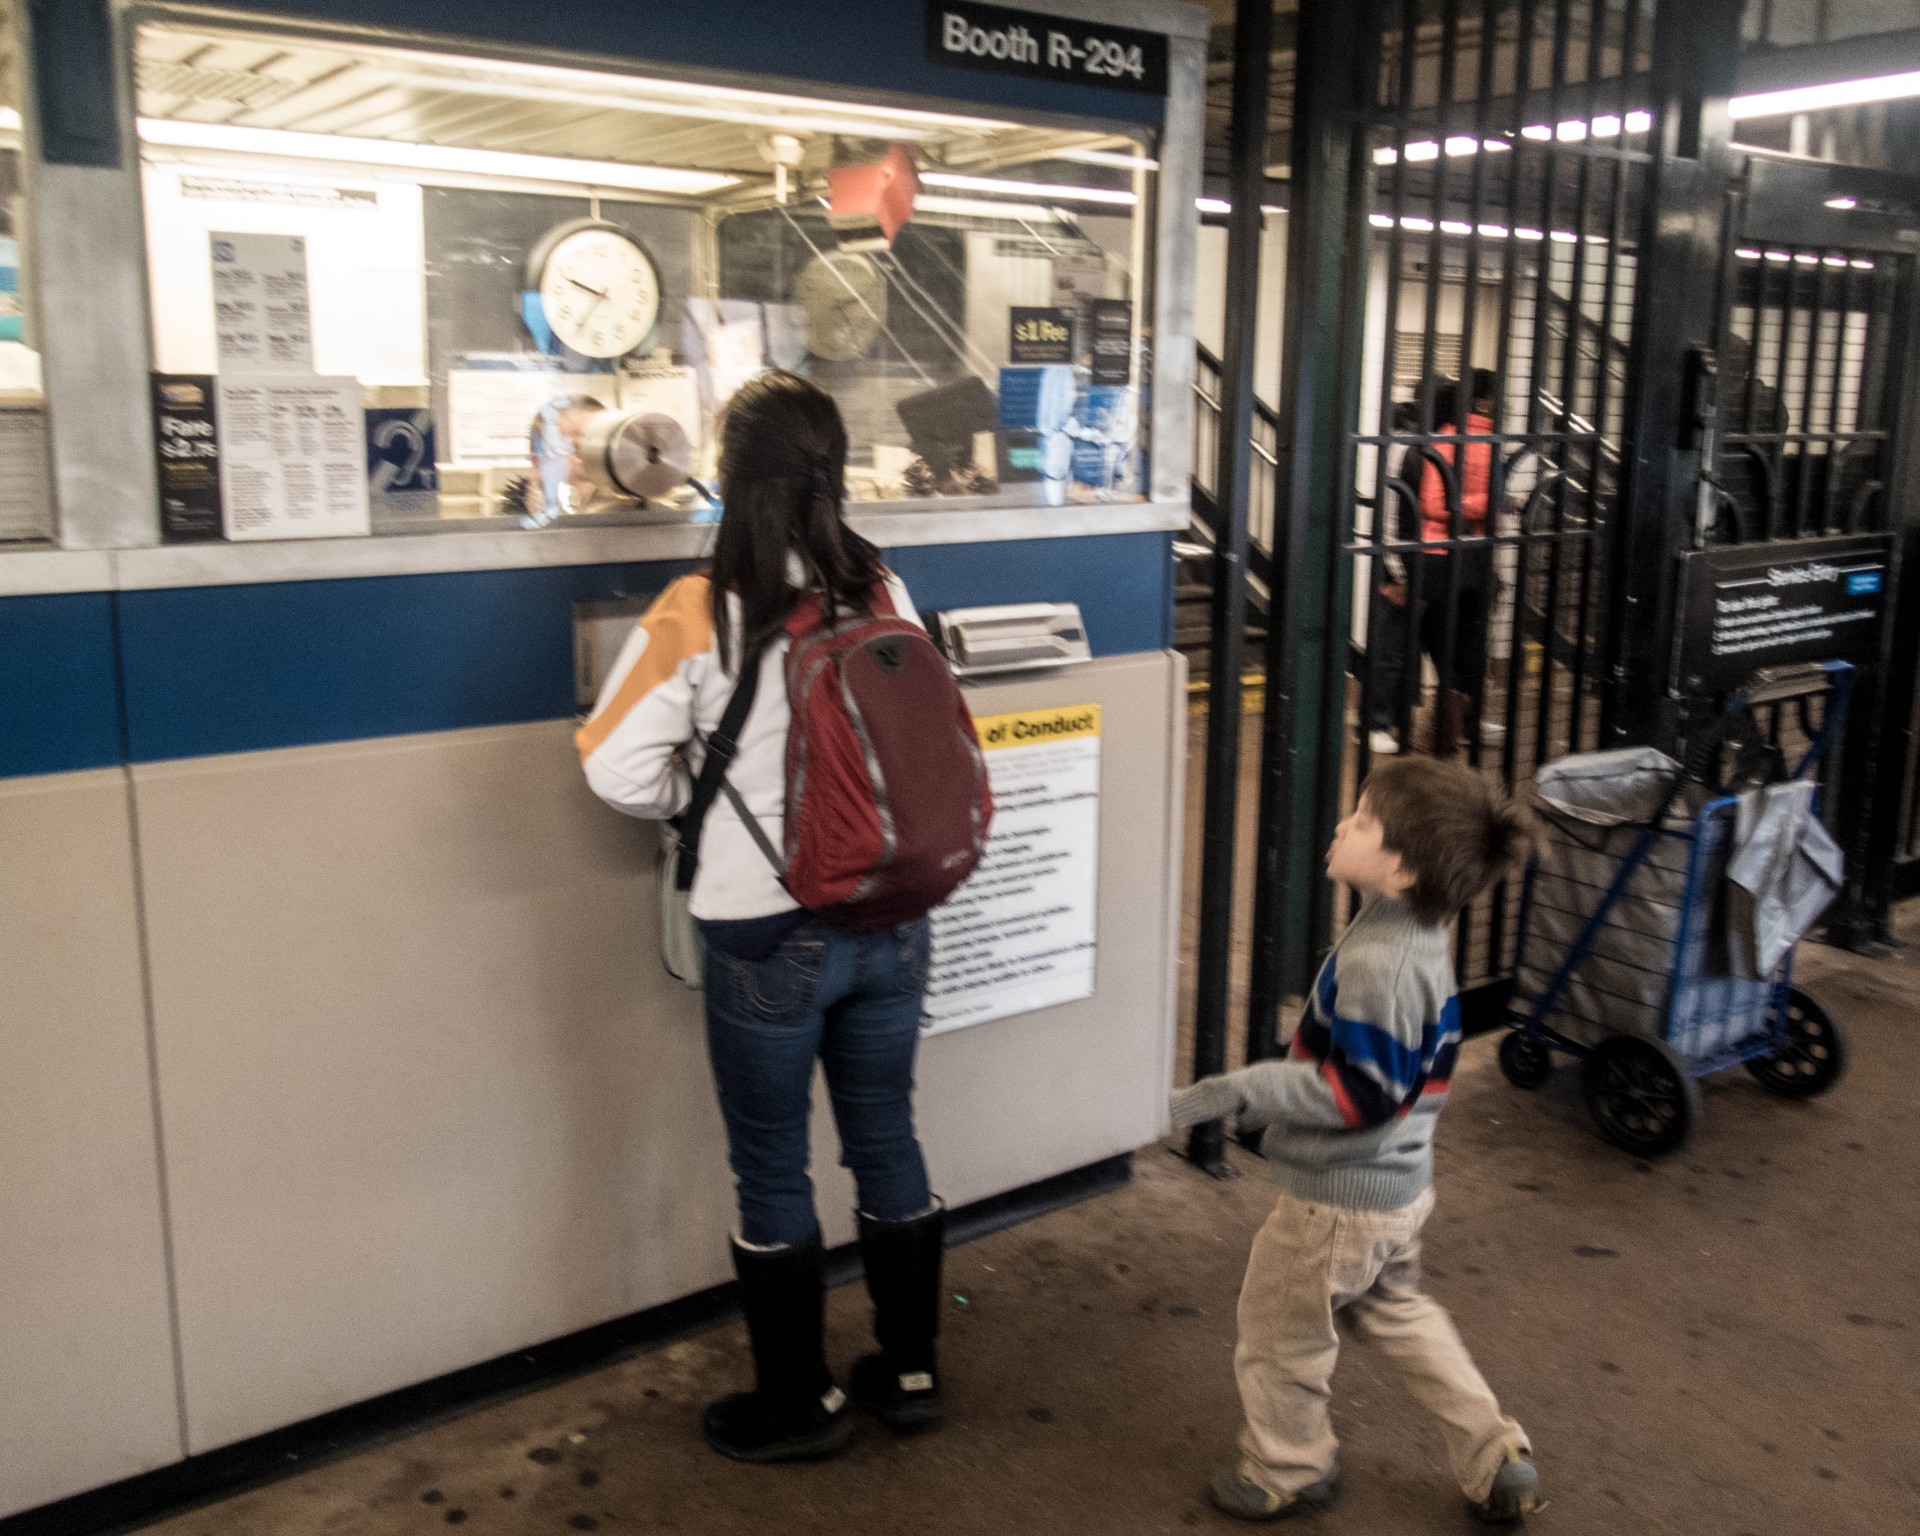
<box><xmin>535</xmin><ymin>222</ymin><xmax>661</xmax><ymax>360</ymax></box>
<box><xmin>796</xmin><ymin>252</ymin><xmax>887</xmax><ymax>362</ymax></box>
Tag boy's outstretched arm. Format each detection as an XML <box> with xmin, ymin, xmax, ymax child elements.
<box><xmin>1169</xmin><ymin>1056</ymin><xmax>1355</xmax><ymax>1134</ymax></box>
<box><xmin>1169</xmin><ymin>947</ymin><xmax>1451</xmax><ymax>1134</ymax></box>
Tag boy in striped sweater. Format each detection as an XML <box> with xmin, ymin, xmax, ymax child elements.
<box><xmin>1173</xmin><ymin>757</ymin><xmax>1540</xmax><ymax>1524</ymax></box>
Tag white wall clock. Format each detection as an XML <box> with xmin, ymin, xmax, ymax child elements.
<box><xmin>795</xmin><ymin>251</ymin><xmax>887</xmax><ymax>362</ymax></box>
<box><xmin>528</xmin><ymin>219</ymin><xmax>661</xmax><ymax>360</ymax></box>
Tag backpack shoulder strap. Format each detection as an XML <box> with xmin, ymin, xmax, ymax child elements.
<box><xmin>782</xmin><ymin>579</ymin><xmax>899</xmax><ymax>640</ymax></box>
<box><xmin>671</xmin><ymin>647</ymin><xmax>763</xmax><ymax>891</ymax></box>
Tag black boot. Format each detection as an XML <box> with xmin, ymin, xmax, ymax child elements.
<box><xmin>702</xmin><ymin>1234</ymin><xmax>855</xmax><ymax>1463</ymax></box>
<box><xmin>849</xmin><ymin>1202</ymin><xmax>946</xmax><ymax>1429</ymax></box>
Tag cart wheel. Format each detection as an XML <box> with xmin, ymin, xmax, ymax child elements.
<box><xmin>1498</xmin><ymin>1030</ymin><xmax>1554</xmax><ymax>1090</ymax></box>
<box><xmin>1581</xmin><ymin>1036</ymin><xmax>1700</xmax><ymax>1157</ymax></box>
<box><xmin>1745</xmin><ymin>989</ymin><xmax>1849</xmax><ymax>1099</ymax></box>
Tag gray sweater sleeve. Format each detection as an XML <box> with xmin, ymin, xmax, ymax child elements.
<box><xmin>1169</xmin><ymin>1058</ymin><xmax>1351</xmax><ymax>1133</ymax></box>
<box><xmin>1168</xmin><ymin>922</ymin><xmax>1436</xmax><ymax>1135</ymax></box>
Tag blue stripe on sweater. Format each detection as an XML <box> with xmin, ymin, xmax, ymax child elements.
<box><xmin>1301</xmin><ymin>957</ymin><xmax>1462</xmax><ymax>1127</ymax></box>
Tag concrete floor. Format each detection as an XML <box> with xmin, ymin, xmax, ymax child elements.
<box><xmin>146</xmin><ymin>912</ymin><xmax>1919</xmax><ymax>1536</ymax></box>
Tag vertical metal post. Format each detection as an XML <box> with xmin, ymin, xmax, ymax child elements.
<box><xmin>1839</xmin><ymin>254</ymin><xmax>1920</xmax><ymax>945</ymax></box>
<box><xmin>1185</xmin><ymin>0</ymin><xmax>1275</xmax><ymax>1173</ymax></box>
<box><xmin>1604</xmin><ymin>0</ymin><xmax>1744</xmax><ymax>748</ymax></box>
<box><xmin>1245</xmin><ymin>0</ymin><xmax>1374</xmax><ymax>1055</ymax></box>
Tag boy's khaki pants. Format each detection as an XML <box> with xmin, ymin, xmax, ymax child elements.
<box><xmin>1234</xmin><ymin>1186</ymin><xmax>1527</xmax><ymax>1504</ymax></box>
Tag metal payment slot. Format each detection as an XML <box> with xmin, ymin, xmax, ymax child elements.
<box><xmin>927</xmin><ymin>602</ymin><xmax>1090</xmax><ymax>679</ymax></box>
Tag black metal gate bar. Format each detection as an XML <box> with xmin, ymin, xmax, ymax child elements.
<box><xmin>1297</xmin><ymin>0</ymin><xmax>1663</xmax><ymax>1011</ymax></box>
<box><xmin>1243</xmin><ymin>0</ymin><xmax>1377</xmax><ymax>1055</ymax></box>
<box><xmin>1708</xmin><ymin>154</ymin><xmax>1920</xmax><ymax>944</ymax></box>
<box><xmin>1604</xmin><ymin>0</ymin><xmax>1744</xmax><ymax>749</ymax></box>
<box><xmin>1186</xmin><ymin>0</ymin><xmax>1276</xmax><ymax>1172</ymax></box>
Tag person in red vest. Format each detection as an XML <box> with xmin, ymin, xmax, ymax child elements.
<box><xmin>1365</xmin><ymin>370</ymin><xmax>1505</xmax><ymax>757</ymax></box>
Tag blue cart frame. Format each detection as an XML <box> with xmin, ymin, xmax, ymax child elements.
<box><xmin>1500</xmin><ymin>662</ymin><xmax>1855</xmax><ymax>1153</ymax></box>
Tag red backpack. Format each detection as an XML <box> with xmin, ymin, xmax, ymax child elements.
<box><xmin>778</xmin><ymin>587</ymin><xmax>992</xmax><ymax>928</ymax></box>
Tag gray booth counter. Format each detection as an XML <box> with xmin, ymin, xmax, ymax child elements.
<box><xmin>0</xmin><ymin>0</ymin><xmax>1204</xmax><ymax>1516</ymax></box>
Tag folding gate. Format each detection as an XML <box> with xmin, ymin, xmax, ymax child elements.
<box><xmin>1192</xmin><ymin>0</ymin><xmax>1920</xmax><ymax>1111</ymax></box>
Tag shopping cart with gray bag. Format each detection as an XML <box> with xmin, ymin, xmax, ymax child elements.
<box><xmin>1499</xmin><ymin>662</ymin><xmax>1853</xmax><ymax>1155</ymax></box>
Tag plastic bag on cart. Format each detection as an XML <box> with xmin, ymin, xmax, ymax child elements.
<box><xmin>1726</xmin><ymin>779</ymin><xmax>1843</xmax><ymax>978</ymax></box>
<box><xmin>1515</xmin><ymin>748</ymin><xmax>1704</xmax><ymax>1046</ymax></box>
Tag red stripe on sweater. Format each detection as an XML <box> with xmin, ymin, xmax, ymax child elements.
<box><xmin>1319</xmin><ymin>1059</ymin><xmax>1367</xmax><ymax>1128</ymax></box>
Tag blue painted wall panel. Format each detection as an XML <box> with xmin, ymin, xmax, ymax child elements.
<box><xmin>0</xmin><ymin>592</ymin><xmax>124</xmax><ymax>778</ymax></box>
<box><xmin>101</xmin><ymin>530</ymin><xmax>1171</xmax><ymax>764</ymax></box>
<box><xmin>117</xmin><ymin>563</ymin><xmax>695</xmax><ymax>764</ymax></box>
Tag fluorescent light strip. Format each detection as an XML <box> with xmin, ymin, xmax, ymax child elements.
<box><xmin>357</xmin><ymin>39</ymin><xmax>1021</xmax><ymax>133</ymax></box>
<box><xmin>0</xmin><ymin>106</ymin><xmax>19</xmax><ymax>133</ymax></box>
<box><xmin>1735</xmin><ymin>246</ymin><xmax>1876</xmax><ymax>271</ymax></box>
<box><xmin>914</xmin><ymin>194</ymin><xmax>1068</xmax><ymax>222</ymax></box>
<box><xmin>1825</xmin><ymin>196</ymin><xmax>1858</xmax><ymax>210</ymax></box>
<box><xmin>378</xmin><ymin>67</ymin><xmax>957</xmax><ymax>143</ymax></box>
<box><xmin>1368</xmin><ymin>212</ymin><xmax>1603</xmax><ymax>244</ymax></box>
<box><xmin>1195</xmin><ymin>198</ymin><xmax>1286</xmax><ymax>215</ymax></box>
<box><xmin>137</xmin><ymin>118</ymin><xmax>736</xmax><ymax>194</ymax></box>
<box><xmin>1375</xmin><ymin>112</ymin><xmax>1650</xmax><ymax>165</ymax></box>
<box><xmin>1054</xmin><ymin>148</ymin><xmax>1160</xmax><ymax>171</ymax></box>
<box><xmin>1730</xmin><ymin>69</ymin><xmax>1920</xmax><ymax>120</ymax></box>
<box><xmin>919</xmin><ymin>172</ymin><xmax>1136</xmax><ymax>206</ymax></box>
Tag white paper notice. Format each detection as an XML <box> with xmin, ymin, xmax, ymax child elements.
<box><xmin>922</xmin><ymin>704</ymin><xmax>1101</xmax><ymax>1035</ymax></box>
<box><xmin>210</xmin><ymin>232</ymin><xmax>314</xmax><ymax>376</ymax></box>
<box><xmin>447</xmin><ymin>368</ymin><xmax>611</xmax><ymax>463</ymax></box>
<box><xmin>216</xmin><ymin>375</ymin><xmax>370</xmax><ymax>540</ymax></box>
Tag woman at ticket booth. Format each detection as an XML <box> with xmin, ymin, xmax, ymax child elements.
<box><xmin>576</xmin><ymin>373</ymin><xmax>957</xmax><ymax>1463</ymax></box>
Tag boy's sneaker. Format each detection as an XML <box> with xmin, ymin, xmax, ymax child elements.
<box><xmin>1208</xmin><ymin>1466</ymin><xmax>1340</xmax><ymax>1522</ymax></box>
<box><xmin>1470</xmin><ymin>1445</ymin><xmax>1542</xmax><ymax>1524</ymax></box>
<box><xmin>1368</xmin><ymin>729</ymin><xmax>1401</xmax><ymax>755</ymax></box>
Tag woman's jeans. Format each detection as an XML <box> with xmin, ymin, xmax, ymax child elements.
<box><xmin>704</xmin><ymin>918</ymin><xmax>934</xmax><ymax>1249</ymax></box>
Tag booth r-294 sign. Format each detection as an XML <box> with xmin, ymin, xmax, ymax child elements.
<box><xmin>927</xmin><ymin>1</ymin><xmax>1169</xmax><ymax>95</ymax></box>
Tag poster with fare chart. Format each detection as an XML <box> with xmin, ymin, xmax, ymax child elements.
<box><xmin>215</xmin><ymin>376</ymin><xmax>370</xmax><ymax>541</ymax></box>
<box><xmin>923</xmin><ymin>705</ymin><xmax>1101</xmax><ymax>1035</ymax></box>
<box><xmin>210</xmin><ymin>232</ymin><xmax>314</xmax><ymax>375</ymax></box>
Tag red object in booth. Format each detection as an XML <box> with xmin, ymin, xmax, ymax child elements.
<box><xmin>827</xmin><ymin>144</ymin><xmax>921</xmax><ymax>244</ymax></box>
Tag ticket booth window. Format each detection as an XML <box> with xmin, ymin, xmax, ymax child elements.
<box><xmin>0</xmin><ymin>0</ymin><xmax>50</xmax><ymax>544</ymax></box>
<box><xmin>133</xmin><ymin>15</ymin><xmax>1157</xmax><ymax>540</ymax></box>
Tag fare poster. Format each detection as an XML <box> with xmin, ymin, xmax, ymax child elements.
<box><xmin>922</xmin><ymin>704</ymin><xmax>1101</xmax><ymax>1035</ymax></box>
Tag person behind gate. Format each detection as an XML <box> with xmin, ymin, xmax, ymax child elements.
<box><xmin>577</xmin><ymin>371</ymin><xmax>990</xmax><ymax>1464</ymax></box>
<box><xmin>1173</xmin><ymin>756</ymin><xmax>1542</xmax><ymax>1524</ymax></box>
<box><xmin>1367</xmin><ymin>369</ymin><xmax>1503</xmax><ymax>757</ymax></box>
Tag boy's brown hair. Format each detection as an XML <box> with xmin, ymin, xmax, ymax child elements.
<box><xmin>1361</xmin><ymin>757</ymin><xmax>1539</xmax><ymax>925</ymax></box>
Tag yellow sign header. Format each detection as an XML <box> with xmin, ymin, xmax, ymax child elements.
<box><xmin>973</xmin><ymin>703</ymin><xmax>1102</xmax><ymax>750</ymax></box>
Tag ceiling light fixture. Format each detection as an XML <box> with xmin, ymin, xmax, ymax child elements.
<box><xmin>357</xmin><ymin>39</ymin><xmax>1022</xmax><ymax>132</ymax></box>
<box><xmin>137</xmin><ymin>118</ymin><xmax>738</xmax><ymax>194</ymax></box>
<box><xmin>1730</xmin><ymin>69</ymin><xmax>1920</xmax><ymax>120</ymax></box>
<box><xmin>1369</xmin><ymin>212</ymin><xmax>1603</xmax><ymax>245</ymax></box>
<box><xmin>1374</xmin><ymin>136</ymin><xmax>1510</xmax><ymax>166</ymax></box>
<box><xmin>1199</xmin><ymin>198</ymin><xmax>1285</xmax><ymax>215</ymax></box>
<box><xmin>1055</xmin><ymin>148</ymin><xmax>1159</xmax><ymax>171</ymax></box>
<box><xmin>919</xmin><ymin>172</ymin><xmax>1136</xmax><ymax>206</ymax></box>
<box><xmin>914</xmin><ymin>194</ymin><xmax>1068</xmax><ymax>222</ymax></box>
<box><xmin>1375</xmin><ymin>112</ymin><xmax>1647</xmax><ymax>166</ymax></box>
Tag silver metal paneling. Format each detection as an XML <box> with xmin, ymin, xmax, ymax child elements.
<box><xmin>0</xmin><ymin>770</ymin><xmax>182</xmax><ymax>1519</ymax></box>
<box><xmin>133</xmin><ymin>655</ymin><xmax>1183</xmax><ymax>1453</ymax></box>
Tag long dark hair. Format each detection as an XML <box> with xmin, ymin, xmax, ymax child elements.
<box><xmin>709</xmin><ymin>370</ymin><xmax>884</xmax><ymax>673</ymax></box>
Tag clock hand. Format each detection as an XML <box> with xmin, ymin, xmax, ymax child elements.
<box><xmin>566</xmin><ymin>276</ymin><xmax>611</xmax><ymax>300</ymax></box>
